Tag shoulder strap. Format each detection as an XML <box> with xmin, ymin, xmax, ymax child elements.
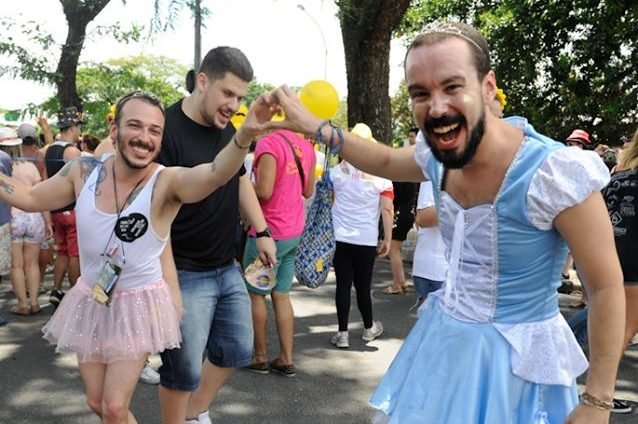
<box><xmin>278</xmin><ymin>133</ymin><xmax>305</xmax><ymax>190</ymax></box>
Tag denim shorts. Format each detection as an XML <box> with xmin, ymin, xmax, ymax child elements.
<box><xmin>159</xmin><ymin>262</ymin><xmax>253</xmax><ymax>391</ymax></box>
<box><xmin>413</xmin><ymin>276</ymin><xmax>443</xmax><ymax>299</ymax></box>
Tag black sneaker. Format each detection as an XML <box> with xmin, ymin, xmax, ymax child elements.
<box><xmin>611</xmin><ymin>398</ymin><xmax>632</xmax><ymax>414</ymax></box>
<box><xmin>557</xmin><ymin>279</ymin><xmax>574</xmax><ymax>294</ymax></box>
<box><xmin>49</xmin><ymin>290</ymin><xmax>65</xmax><ymax>307</ymax></box>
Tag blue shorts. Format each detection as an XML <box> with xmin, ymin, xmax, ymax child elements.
<box><xmin>159</xmin><ymin>262</ymin><xmax>253</xmax><ymax>391</ymax></box>
<box><xmin>413</xmin><ymin>276</ymin><xmax>443</xmax><ymax>299</ymax></box>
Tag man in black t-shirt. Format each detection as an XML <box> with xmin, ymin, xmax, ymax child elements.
<box><xmin>157</xmin><ymin>47</ymin><xmax>276</xmax><ymax>424</ymax></box>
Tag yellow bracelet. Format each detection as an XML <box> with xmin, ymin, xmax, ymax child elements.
<box><xmin>580</xmin><ymin>392</ymin><xmax>612</xmax><ymax>410</ymax></box>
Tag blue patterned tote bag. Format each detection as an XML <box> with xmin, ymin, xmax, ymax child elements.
<box><xmin>295</xmin><ymin>154</ymin><xmax>335</xmax><ymax>289</ymax></box>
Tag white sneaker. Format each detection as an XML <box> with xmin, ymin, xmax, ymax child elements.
<box><xmin>185</xmin><ymin>410</ymin><xmax>211</xmax><ymax>424</ymax></box>
<box><xmin>139</xmin><ymin>364</ymin><xmax>160</xmax><ymax>385</ymax></box>
<box><xmin>330</xmin><ymin>331</ymin><xmax>349</xmax><ymax>348</ymax></box>
<box><xmin>362</xmin><ymin>321</ymin><xmax>384</xmax><ymax>341</ymax></box>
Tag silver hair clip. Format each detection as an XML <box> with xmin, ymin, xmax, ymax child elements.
<box><xmin>421</xmin><ymin>21</ymin><xmax>485</xmax><ymax>55</ymax></box>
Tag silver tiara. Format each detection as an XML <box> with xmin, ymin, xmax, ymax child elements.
<box><xmin>421</xmin><ymin>21</ymin><xmax>485</xmax><ymax>55</ymax></box>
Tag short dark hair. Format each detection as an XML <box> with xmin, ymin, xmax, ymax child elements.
<box><xmin>82</xmin><ymin>134</ymin><xmax>100</xmax><ymax>152</ymax></box>
<box><xmin>114</xmin><ymin>91</ymin><xmax>165</xmax><ymax>126</ymax></box>
<box><xmin>406</xmin><ymin>21</ymin><xmax>491</xmax><ymax>79</ymax></box>
<box><xmin>408</xmin><ymin>127</ymin><xmax>419</xmax><ymax>135</ymax></box>
<box><xmin>199</xmin><ymin>46</ymin><xmax>253</xmax><ymax>83</ymax></box>
<box><xmin>22</xmin><ymin>136</ymin><xmax>39</xmax><ymax>146</ymax></box>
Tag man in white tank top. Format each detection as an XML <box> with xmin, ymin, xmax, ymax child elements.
<box><xmin>0</xmin><ymin>90</ymin><xmax>280</xmax><ymax>423</ymax></box>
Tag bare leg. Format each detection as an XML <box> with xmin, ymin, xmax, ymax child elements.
<box><xmin>271</xmin><ymin>291</ymin><xmax>294</xmax><ymax>365</ymax></box>
<box><xmin>387</xmin><ymin>240</ymin><xmax>406</xmax><ymax>291</ymax></box>
<box><xmin>159</xmin><ymin>386</ymin><xmax>190</xmax><ymax>424</ymax></box>
<box><xmin>23</xmin><ymin>243</ymin><xmax>41</xmax><ymax>309</ymax></box>
<box><xmin>101</xmin><ymin>357</ymin><xmax>146</xmax><ymax>423</ymax></box>
<box><xmin>249</xmin><ymin>291</ymin><xmax>269</xmax><ymax>363</ymax></box>
<box><xmin>53</xmin><ymin>254</ymin><xmax>68</xmax><ymax>290</ymax></box>
<box><xmin>186</xmin><ymin>360</ymin><xmax>232</xmax><ymax>420</ymax></box>
<box><xmin>10</xmin><ymin>243</ymin><xmax>29</xmax><ymax>310</ymax></box>
<box><xmin>79</xmin><ymin>361</ymin><xmax>106</xmax><ymax>418</ymax></box>
<box><xmin>68</xmin><ymin>255</ymin><xmax>80</xmax><ymax>287</ymax></box>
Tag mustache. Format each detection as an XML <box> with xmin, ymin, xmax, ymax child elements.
<box><xmin>129</xmin><ymin>139</ymin><xmax>154</xmax><ymax>150</ymax></box>
<box><xmin>423</xmin><ymin>114</ymin><xmax>465</xmax><ymax>132</ymax></box>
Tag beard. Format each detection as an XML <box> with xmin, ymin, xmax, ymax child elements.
<box><xmin>116</xmin><ymin>135</ymin><xmax>157</xmax><ymax>170</ymax></box>
<box><xmin>423</xmin><ymin>107</ymin><xmax>486</xmax><ymax>169</ymax></box>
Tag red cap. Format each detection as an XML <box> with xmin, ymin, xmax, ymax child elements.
<box><xmin>566</xmin><ymin>129</ymin><xmax>590</xmax><ymax>145</ymax></box>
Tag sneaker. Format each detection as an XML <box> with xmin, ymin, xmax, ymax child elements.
<box><xmin>244</xmin><ymin>361</ymin><xmax>269</xmax><ymax>375</ymax></box>
<box><xmin>330</xmin><ymin>331</ymin><xmax>349</xmax><ymax>348</ymax></box>
<box><xmin>139</xmin><ymin>364</ymin><xmax>160</xmax><ymax>385</ymax></box>
<box><xmin>611</xmin><ymin>398</ymin><xmax>632</xmax><ymax>414</ymax></box>
<box><xmin>269</xmin><ymin>358</ymin><xmax>296</xmax><ymax>377</ymax></box>
<box><xmin>362</xmin><ymin>321</ymin><xmax>384</xmax><ymax>341</ymax></box>
<box><xmin>49</xmin><ymin>289</ymin><xmax>65</xmax><ymax>307</ymax></box>
<box><xmin>557</xmin><ymin>279</ymin><xmax>574</xmax><ymax>294</ymax></box>
<box><xmin>185</xmin><ymin>411</ymin><xmax>212</xmax><ymax>424</ymax></box>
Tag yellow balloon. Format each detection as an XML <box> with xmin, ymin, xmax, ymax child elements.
<box><xmin>271</xmin><ymin>109</ymin><xmax>286</xmax><ymax>122</ymax></box>
<box><xmin>230</xmin><ymin>104</ymin><xmax>248</xmax><ymax>129</ymax></box>
<box><xmin>298</xmin><ymin>80</ymin><xmax>339</xmax><ymax>119</ymax></box>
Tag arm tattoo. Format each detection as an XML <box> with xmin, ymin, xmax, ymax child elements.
<box><xmin>80</xmin><ymin>159</ymin><xmax>99</xmax><ymax>182</ymax></box>
<box><xmin>58</xmin><ymin>161</ymin><xmax>74</xmax><ymax>177</ymax></box>
<box><xmin>91</xmin><ymin>165</ymin><xmax>107</xmax><ymax>196</ymax></box>
<box><xmin>211</xmin><ymin>160</ymin><xmax>217</xmax><ymax>174</ymax></box>
<box><xmin>0</xmin><ymin>179</ymin><xmax>14</xmax><ymax>194</ymax></box>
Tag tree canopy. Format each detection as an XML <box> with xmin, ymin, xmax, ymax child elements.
<box><xmin>396</xmin><ymin>0</ymin><xmax>638</xmax><ymax>145</ymax></box>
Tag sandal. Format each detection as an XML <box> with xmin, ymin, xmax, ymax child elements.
<box><xmin>10</xmin><ymin>305</ymin><xmax>31</xmax><ymax>316</ymax></box>
<box><xmin>30</xmin><ymin>305</ymin><xmax>42</xmax><ymax>315</ymax></box>
<box><xmin>382</xmin><ymin>286</ymin><xmax>405</xmax><ymax>295</ymax></box>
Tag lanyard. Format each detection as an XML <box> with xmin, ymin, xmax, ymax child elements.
<box><xmin>100</xmin><ymin>162</ymin><xmax>148</xmax><ymax>263</ymax></box>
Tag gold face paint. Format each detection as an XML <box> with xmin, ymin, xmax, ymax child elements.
<box><xmin>462</xmin><ymin>94</ymin><xmax>474</xmax><ymax>105</ymax></box>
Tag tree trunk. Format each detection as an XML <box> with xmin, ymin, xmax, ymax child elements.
<box><xmin>56</xmin><ymin>0</ymin><xmax>111</xmax><ymax>111</ymax></box>
<box><xmin>339</xmin><ymin>0</ymin><xmax>410</xmax><ymax>145</ymax></box>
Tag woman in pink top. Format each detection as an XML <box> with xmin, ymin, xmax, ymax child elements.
<box><xmin>243</xmin><ymin>129</ymin><xmax>315</xmax><ymax>376</ymax></box>
<box><xmin>0</xmin><ymin>136</ymin><xmax>52</xmax><ymax>315</ymax></box>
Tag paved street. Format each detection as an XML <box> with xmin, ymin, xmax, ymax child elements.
<box><xmin>0</xmin><ymin>260</ymin><xmax>636</xmax><ymax>423</ymax></box>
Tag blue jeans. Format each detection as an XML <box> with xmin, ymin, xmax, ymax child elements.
<box><xmin>413</xmin><ymin>276</ymin><xmax>443</xmax><ymax>299</ymax></box>
<box><xmin>159</xmin><ymin>262</ymin><xmax>253</xmax><ymax>391</ymax></box>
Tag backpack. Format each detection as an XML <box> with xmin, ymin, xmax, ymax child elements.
<box><xmin>295</xmin><ymin>153</ymin><xmax>335</xmax><ymax>289</ymax></box>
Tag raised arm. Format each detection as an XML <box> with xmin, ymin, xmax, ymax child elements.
<box><xmin>267</xmin><ymin>85</ymin><xmax>425</xmax><ymax>183</ymax></box>
<box><xmin>0</xmin><ymin>160</ymin><xmax>77</xmax><ymax>213</ymax></box>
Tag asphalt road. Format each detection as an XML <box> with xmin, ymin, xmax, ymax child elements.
<box><xmin>0</xmin><ymin>260</ymin><xmax>636</xmax><ymax>423</ymax></box>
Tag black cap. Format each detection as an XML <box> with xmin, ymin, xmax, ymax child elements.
<box><xmin>57</xmin><ymin>107</ymin><xmax>84</xmax><ymax>130</ymax></box>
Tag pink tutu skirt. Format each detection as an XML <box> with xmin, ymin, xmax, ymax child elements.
<box><xmin>42</xmin><ymin>277</ymin><xmax>181</xmax><ymax>363</ymax></box>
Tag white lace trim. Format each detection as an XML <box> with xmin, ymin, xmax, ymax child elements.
<box><xmin>494</xmin><ymin>314</ymin><xmax>588</xmax><ymax>387</ymax></box>
<box><xmin>527</xmin><ymin>147</ymin><xmax>610</xmax><ymax>230</ymax></box>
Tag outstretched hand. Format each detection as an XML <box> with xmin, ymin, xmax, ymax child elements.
<box><xmin>263</xmin><ymin>85</ymin><xmax>323</xmax><ymax>136</ymax></box>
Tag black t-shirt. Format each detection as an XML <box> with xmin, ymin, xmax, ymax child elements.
<box><xmin>157</xmin><ymin>99</ymin><xmax>245</xmax><ymax>270</ymax></box>
<box><xmin>45</xmin><ymin>142</ymin><xmax>75</xmax><ymax>212</ymax></box>
<box><xmin>602</xmin><ymin>168</ymin><xmax>638</xmax><ymax>281</ymax></box>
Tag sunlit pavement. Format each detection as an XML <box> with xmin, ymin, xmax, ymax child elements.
<box><xmin>0</xmin><ymin>261</ymin><xmax>636</xmax><ymax>423</ymax></box>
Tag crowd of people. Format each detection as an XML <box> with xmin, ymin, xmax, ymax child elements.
<box><xmin>0</xmin><ymin>19</ymin><xmax>636</xmax><ymax>424</ymax></box>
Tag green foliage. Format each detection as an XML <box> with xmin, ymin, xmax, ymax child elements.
<box><xmin>38</xmin><ymin>55</ymin><xmax>187</xmax><ymax>137</ymax></box>
<box><xmin>396</xmin><ymin>0</ymin><xmax>638</xmax><ymax>145</ymax></box>
<box><xmin>390</xmin><ymin>79</ymin><xmax>414</xmax><ymax>146</ymax></box>
<box><xmin>244</xmin><ymin>80</ymin><xmax>276</xmax><ymax>107</ymax></box>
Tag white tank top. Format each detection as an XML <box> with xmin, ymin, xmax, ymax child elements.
<box><xmin>76</xmin><ymin>157</ymin><xmax>167</xmax><ymax>290</ymax></box>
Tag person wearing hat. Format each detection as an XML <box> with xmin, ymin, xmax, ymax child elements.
<box><xmin>0</xmin><ymin>127</ymin><xmax>52</xmax><ymax>316</ymax></box>
<box><xmin>329</xmin><ymin>123</ymin><xmax>393</xmax><ymax>349</ymax></box>
<box><xmin>0</xmin><ymin>127</ymin><xmax>14</xmax><ymax>326</ymax></box>
<box><xmin>44</xmin><ymin>107</ymin><xmax>82</xmax><ymax>308</ymax></box>
<box><xmin>242</xmin><ymin>129</ymin><xmax>315</xmax><ymax>377</ymax></box>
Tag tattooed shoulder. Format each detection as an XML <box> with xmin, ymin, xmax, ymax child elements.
<box><xmin>80</xmin><ymin>158</ymin><xmax>100</xmax><ymax>182</ymax></box>
<box><xmin>58</xmin><ymin>161</ymin><xmax>74</xmax><ymax>177</ymax></box>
